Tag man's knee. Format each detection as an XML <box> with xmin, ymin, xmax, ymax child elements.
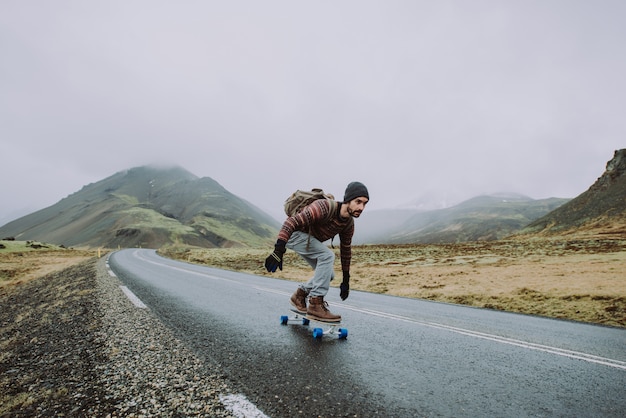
<box><xmin>319</xmin><ymin>248</ymin><xmax>335</xmax><ymax>264</ymax></box>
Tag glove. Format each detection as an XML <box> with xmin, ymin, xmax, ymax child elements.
<box><xmin>265</xmin><ymin>243</ymin><xmax>286</xmax><ymax>272</ymax></box>
<box><xmin>340</xmin><ymin>271</ymin><xmax>350</xmax><ymax>300</ymax></box>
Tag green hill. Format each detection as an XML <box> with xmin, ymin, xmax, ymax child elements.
<box><xmin>383</xmin><ymin>194</ymin><xmax>569</xmax><ymax>244</ymax></box>
<box><xmin>0</xmin><ymin>166</ymin><xmax>280</xmax><ymax>249</ymax></box>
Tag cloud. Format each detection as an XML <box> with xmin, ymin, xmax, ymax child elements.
<box><xmin>1</xmin><ymin>1</ymin><xmax>624</xmax><ymax>224</ymax></box>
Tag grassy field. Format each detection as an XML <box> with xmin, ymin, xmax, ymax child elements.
<box><xmin>160</xmin><ymin>238</ymin><xmax>626</xmax><ymax>328</ymax></box>
<box><xmin>0</xmin><ymin>240</ymin><xmax>95</xmax><ymax>288</ymax></box>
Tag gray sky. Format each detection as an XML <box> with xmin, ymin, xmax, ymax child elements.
<box><xmin>1</xmin><ymin>0</ymin><xmax>625</xmax><ymax>224</ymax></box>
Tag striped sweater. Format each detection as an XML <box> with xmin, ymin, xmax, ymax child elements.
<box><xmin>277</xmin><ymin>199</ymin><xmax>355</xmax><ymax>272</ymax></box>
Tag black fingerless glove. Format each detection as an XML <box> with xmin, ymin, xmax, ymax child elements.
<box><xmin>340</xmin><ymin>271</ymin><xmax>350</xmax><ymax>300</ymax></box>
<box><xmin>265</xmin><ymin>242</ymin><xmax>286</xmax><ymax>272</ymax></box>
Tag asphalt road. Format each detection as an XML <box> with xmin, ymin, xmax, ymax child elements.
<box><xmin>109</xmin><ymin>248</ymin><xmax>626</xmax><ymax>417</ymax></box>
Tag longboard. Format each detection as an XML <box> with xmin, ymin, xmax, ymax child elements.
<box><xmin>280</xmin><ymin>309</ymin><xmax>348</xmax><ymax>339</ymax></box>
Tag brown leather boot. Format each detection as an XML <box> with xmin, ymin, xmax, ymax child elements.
<box><xmin>307</xmin><ymin>296</ymin><xmax>341</xmax><ymax>323</ymax></box>
<box><xmin>290</xmin><ymin>288</ymin><xmax>308</xmax><ymax>314</ymax></box>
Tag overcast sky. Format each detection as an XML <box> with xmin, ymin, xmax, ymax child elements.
<box><xmin>1</xmin><ymin>1</ymin><xmax>625</xmax><ymax>224</ymax></box>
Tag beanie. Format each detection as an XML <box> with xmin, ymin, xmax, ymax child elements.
<box><xmin>343</xmin><ymin>181</ymin><xmax>369</xmax><ymax>203</ymax></box>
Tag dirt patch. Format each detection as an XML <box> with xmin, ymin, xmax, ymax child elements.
<box><xmin>161</xmin><ymin>238</ymin><xmax>626</xmax><ymax>328</ymax></box>
<box><xmin>0</xmin><ymin>258</ymin><xmax>115</xmax><ymax>416</ymax></box>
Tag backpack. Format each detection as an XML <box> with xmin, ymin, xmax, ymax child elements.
<box><xmin>284</xmin><ymin>188</ymin><xmax>337</xmax><ymax>219</ymax></box>
<box><xmin>283</xmin><ymin>188</ymin><xmax>341</xmax><ymax>248</ymax></box>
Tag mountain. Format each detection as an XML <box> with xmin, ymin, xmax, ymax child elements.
<box><xmin>519</xmin><ymin>149</ymin><xmax>626</xmax><ymax>237</ymax></box>
<box><xmin>378</xmin><ymin>194</ymin><xmax>569</xmax><ymax>244</ymax></box>
<box><xmin>0</xmin><ymin>166</ymin><xmax>280</xmax><ymax>248</ymax></box>
<box><xmin>353</xmin><ymin>193</ymin><xmax>569</xmax><ymax>244</ymax></box>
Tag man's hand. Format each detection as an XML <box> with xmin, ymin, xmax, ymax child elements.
<box><xmin>264</xmin><ymin>243</ymin><xmax>286</xmax><ymax>272</ymax></box>
<box><xmin>340</xmin><ymin>271</ymin><xmax>350</xmax><ymax>300</ymax></box>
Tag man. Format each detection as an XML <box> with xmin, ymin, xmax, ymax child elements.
<box><xmin>265</xmin><ymin>181</ymin><xmax>369</xmax><ymax>322</ymax></box>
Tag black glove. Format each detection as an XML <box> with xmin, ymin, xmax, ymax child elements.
<box><xmin>265</xmin><ymin>243</ymin><xmax>286</xmax><ymax>272</ymax></box>
<box><xmin>340</xmin><ymin>271</ymin><xmax>350</xmax><ymax>300</ymax></box>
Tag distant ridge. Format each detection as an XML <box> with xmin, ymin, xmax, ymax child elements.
<box><xmin>519</xmin><ymin>149</ymin><xmax>626</xmax><ymax>238</ymax></box>
<box><xmin>381</xmin><ymin>194</ymin><xmax>568</xmax><ymax>244</ymax></box>
<box><xmin>355</xmin><ymin>150</ymin><xmax>626</xmax><ymax>244</ymax></box>
<box><xmin>0</xmin><ymin>166</ymin><xmax>280</xmax><ymax>248</ymax></box>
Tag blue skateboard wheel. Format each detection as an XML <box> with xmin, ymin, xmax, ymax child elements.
<box><xmin>338</xmin><ymin>328</ymin><xmax>348</xmax><ymax>339</ymax></box>
<box><xmin>312</xmin><ymin>328</ymin><xmax>324</xmax><ymax>338</ymax></box>
<box><xmin>302</xmin><ymin>318</ymin><xmax>310</xmax><ymax>326</ymax></box>
<box><xmin>280</xmin><ymin>315</ymin><xmax>289</xmax><ymax>325</ymax></box>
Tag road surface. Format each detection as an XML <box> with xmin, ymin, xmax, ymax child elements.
<box><xmin>108</xmin><ymin>248</ymin><xmax>626</xmax><ymax>417</ymax></box>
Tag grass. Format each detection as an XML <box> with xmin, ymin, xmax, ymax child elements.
<box><xmin>0</xmin><ymin>240</ymin><xmax>96</xmax><ymax>288</ymax></box>
<box><xmin>160</xmin><ymin>238</ymin><xmax>626</xmax><ymax>328</ymax></box>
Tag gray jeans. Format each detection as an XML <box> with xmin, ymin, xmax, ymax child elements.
<box><xmin>286</xmin><ymin>231</ymin><xmax>335</xmax><ymax>297</ymax></box>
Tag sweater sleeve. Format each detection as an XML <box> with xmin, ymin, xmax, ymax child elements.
<box><xmin>339</xmin><ymin>220</ymin><xmax>354</xmax><ymax>272</ymax></box>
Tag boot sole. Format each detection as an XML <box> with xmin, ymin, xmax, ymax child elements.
<box><xmin>289</xmin><ymin>301</ymin><xmax>307</xmax><ymax>315</ymax></box>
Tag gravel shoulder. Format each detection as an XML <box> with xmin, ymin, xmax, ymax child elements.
<box><xmin>1</xmin><ymin>255</ymin><xmax>235</xmax><ymax>417</ymax></box>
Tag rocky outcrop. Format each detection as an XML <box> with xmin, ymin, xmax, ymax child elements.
<box><xmin>595</xmin><ymin>148</ymin><xmax>626</xmax><ymax>188</ymax></box>
<box><xmin>521</xmin><ymin>149</ymin><xmax>626</xmax><ymax>236</ymax></box>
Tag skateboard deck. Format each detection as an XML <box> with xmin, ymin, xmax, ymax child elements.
<box><xmin>280</xmin><ymin>309</ymin><xmax>348</xmax><ymax>339</ymax></box>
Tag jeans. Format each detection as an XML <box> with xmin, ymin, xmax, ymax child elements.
<box><xmin>286</xmin><ymin>231</ymin><xmax>335</xmax><ymax>297</ymax></box>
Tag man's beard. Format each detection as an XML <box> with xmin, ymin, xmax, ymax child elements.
<box><xmin>348</xmin><ymin>207</ymin><xmax>362</xmax><ymax>218</ymax></box>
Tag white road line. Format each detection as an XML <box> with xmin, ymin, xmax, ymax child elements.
<box><xmin>131</xmin><ymin>250</ymin><xmax>235</xmax><ymax>282</ymax></box>
<box><xmin>105</xmin><ymin>262</ymin><xmax>117</xmax><ymax>277</ymax></box>
<box><xmin>219</xmin><ymin>394</ymin><xmax>269</xmax><ymax>418</ymax></box>
<box><xmin>119</xmin><ymin>285</ymin><xmax>147</xmax><ymax>309</ymax></box>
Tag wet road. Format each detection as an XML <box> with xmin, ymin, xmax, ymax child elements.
<box><xmin>109</xmin><ymin>249</ymin><xmax>626</xmax><ymax>417</ymax></box>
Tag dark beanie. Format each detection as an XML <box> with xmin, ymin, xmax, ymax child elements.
<box><xmin>343</xmin><ymin>181</ymin><xmax>369</xmax><ymax>202</ymax></box>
